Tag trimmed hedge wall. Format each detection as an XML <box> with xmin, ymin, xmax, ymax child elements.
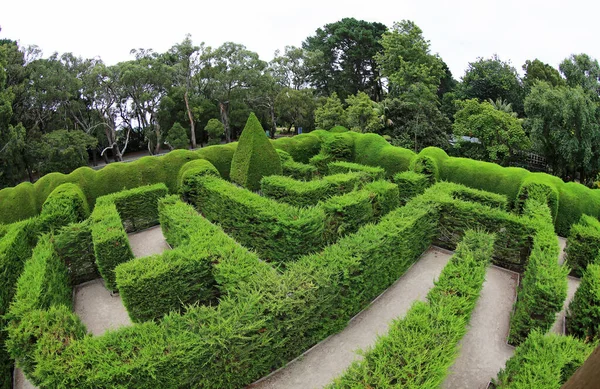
<box><xmin>39</xmin><ymin>183</ymin><xmax>89</xmax><ymax>231</ymax></box>
<box><xmin>394</xmin><ymin>171</ymin><xmax>430</xmax><ymax>205</ymax></box>
<box><xmin>494</xmin><ymin>331</ymin><xmax>594</xmax><ymax>388</ymax></box>
<box><xmin>329</xmin><ymin>230</ymin><xmax>495</xmax><ymax>388</ymax></box>
<box><xmin>322</xmin><ymin>190</ymin><xmax>373</xmax><ymax>244</ymax></box>
<box><xmin>508</xmin><ymin>198</ymin><xmax>568</xmax><ymax>346</ymax></box>
<box><xmin>327</xmin><ymin>161</ymin><xmax>385</xmax><ymax>180</ymax></box>
<box><xmin>566</xmin><ymin>263</ymin><xmax>600</xmax><ymax>341</ymax></box>
<box><xmin>363</xmin><ymin>180</ymin><xmax>400</xmax><ymax>219</ymax></box>
<box><xmin>565</xmin><ymin>214</ymin><xmax>600</xmax><ymax>277</ymax></box>
<box><xmin>99</xmin><ymin>183</ymin><xmax>168</xmax><ymax>232</ymax></box>
<box><xmin>260</xmin><ymin>172</ymin><xmax>365</xmax><ymax>207</ymax></box>
<box><xmin>184</xmin><ymin>175</ymin><xmax>325</xmax><ymax>264</ymax></box>
<box><xmin>5</xmin><ymin>235</ymin><xmax>72</xmax><ymax>376</ymax></box>
<box><xmin>90</xmin><ymin>200</ymin><xmax>133</xmax><ymax>291</ymax></box>
<box><xmin>7</xmin><ymin>186</ymin><xmax>438</xmax><ymax>388</ymax></box>
<box><xmin>52</xmin><ymin>220</ymin><xmax>98</xmax><ymax>286</ymax></box>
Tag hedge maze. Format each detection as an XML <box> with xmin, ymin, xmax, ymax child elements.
<box><xmin>0</xmin><ymin>119</ymin><xmax>599</xmax><ymax>388</ymax></box>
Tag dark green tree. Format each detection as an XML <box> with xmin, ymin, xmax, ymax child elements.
<box><xmin>30</xmin><ymin>130</ymin><xmax>97</xmax><ymax>176</ymax></box>
<box><xmin>314</xmin><ymin>92</ymin><xmax>346</xmax><ymax>130</ymax></box>
<box><xmin>523</xmin><ymin>59</ymin><xmax>565</xmax><ymax>89</ymax></box>
<box><xmin>303</xmin><ymin>18</ymin><xmax>387</xmax><ymax>100</ymax></box>
<box><xmin>345</xmin><ymin>91</ymin><xmax>381</xmax><ymax>133</ymax></box>
<box><xmin>204</xmin><ymin>118</ymin><xmax>224</xmax><ymax>145</ymax></box>
<box><xmin>559</xmin><ymin>54</ymin><xmax>600</xmax><ymax>98</ymax></box>
<box><xmin>165</xmin><ymin>122</ymin><xmax>189</xmax><ymax>149</ymax></box>
<box><xmin>275</xmin><ymin>88</ymin><xmax>316</xmax><ymax>132</ymax></box>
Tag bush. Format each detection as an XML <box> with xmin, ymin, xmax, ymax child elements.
<box><xmin>327</xmin><ymin>161</ymin><xmax>385</xmax><ymax>180</ymax></box>
<box><xmin>165</xmin><ymin>122</ymin><xmax>189</xmax><ymax>150</ymax></box>
<box><xmin>99</xmin><ymin>183</ymin><xmax>168</xmax><ymax>232</ymax></box>
<box><xmin>184</xmin><ymin>175</ymin><xmax>324</xmax><ymax>264</ymax></box>
<box><xmin>177</xmin><ymin>159</ymin><xmax>220</xmax><ymax>203</ymax></box>
<box><xmin>204</xmin><ymin>118</ymin><xmax>224</xmax><ymax>145</ymax></box>
<box><xmin>329</xmin><ymin>230</ymin><xmax>495</xmax><ymax>389</ymax></box>
<box><xmin>309</xmin><ymin>153</ymin><xmax>332</xmax><ymax>176</ymax></box>
<box><xmin>566</xmin><ymin>263</ymin><xmax>600</xmax><ymax>341</ymax></box>
<box><xmin>394</xmin><ymin>171</ymin><xmax>430</xmax><ymax>204</ymax></box>
<box><xmin>494</xmin><ymin>331</ymin><xmax>594</xmax><ymax>388</ymax></box>
<box><xmin>322</xmin><ymin>133</ymin><xmax>355</xmax><ymax>161</ymax></box>
<box><xmin>321</xmin><ymin>190</ymin><xmax>374</xmax><ymax>244</ymax></box>
<box><xmin>515</xmin><ymin>176</ymin><xmax>560</xmax><ymax>222</ymax></box>
<box><xmin>39</xmin><ymin>183</ymin><xmax>89</xmax><ymax>231</ymax></box>
<box><xmin>282</xmin><ymin>159</ymin><xmax>317</xmax><ymax>181</ymax></box>
<box><xmin>508</xmin><ymin>199</ymin><xmax>568</xmax><ymax>346</ymax></box>
<box><xmin>260</xmin><ymin>172</ymin><xmax>365</xmax><ymax>207</ymax></box>
<box><xmin>272</xmin><ymin>133</ymin><xmax>322</xmax><ymax>163</ymax></box>
<box><xmin>565</xmin><ymin>214</ymin><xmax>600</xmax><ymax>277</ymax></box>
<box><xmin>52</xmin><ymin>220</ymin><xmax>98</xmax><ymax>286</ymax></box>
<box><xmin>410</xmin><ymin>154</ymin><xmax>439</xmax><ymax>184</ymax></box>
<box><xmin>90</xmin><ymin>200</ymin><xmax>134</xmax><ymax>291</ymax></box>
<box><xmin>230</xmin><ymin>112</ymin><xmax>282</xmax><ymax>191</ymax></box>
<box><xmin>329</xmin><ymin>125</ymin><xmax>349</xmax><ymax>133</ymax></box>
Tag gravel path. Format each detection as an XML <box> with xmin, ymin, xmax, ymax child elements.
<box><xmin>442</xmin><ymin>266</ymin><xmax>519</xmax><ymax>389</ymax></box>
<box><xmin>128</xmin><ymin>225</ymin><xmax>170</xmax><ymax>258</ymax></box>
<box><xmin>248</xmin><ymin>246</ymin><xmax>454</xmax><ymax>389</ymax></box>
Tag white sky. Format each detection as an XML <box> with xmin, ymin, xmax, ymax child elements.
<box><xmin>2</xmin><ymin>0</ymin><xmax>598</xmax><ymax>80</ymax></box>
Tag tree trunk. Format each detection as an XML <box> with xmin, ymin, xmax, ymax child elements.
<box><xmin>561</xmin><ymin>344</ymin><xmax>600</xmax><ymax>389</ymax></box>
<box><xmin>184</xmin><ymin>90</ymin><xmax>196</xmax><ymax>149</ymax></box>
<box><xmin>270</xmin><ymin>105</ymin><xmax>277</xmax><ymax>139</ymax></box>
<box><xmin>219</xmin><ymin>101</ymin><xmax>231</xmax><ymax>143</ymax></box>
<box><xmin>154</xmin><ymin>123</ymin><xmax>161</xmax><ymax>155</ymax></box>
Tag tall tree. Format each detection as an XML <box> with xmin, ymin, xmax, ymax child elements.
<box><xmin>460</xmin><ymin>55</ymin><xmax>524</xmax><ymax>115</ymax></box>
<box><xmin>559</xmin><ymin>54</ymin><xmax>600</xmax><ymax>98</ymax></box>
<box><xmin>303</xmin><ymin>18</ymin><xmax>387</xmax><ymax>100</ymax></box>
<box><xmin>269</xmin><ymin>46</ymin><xmax>309</xmax><ymax>90</ymax></box>
<box><xmin>522</xmin><ymin>59</ymin><xmax>565</xmax><ymax>89</ymax></box>
<box><xmin>274</xmin><ymin>87</ymin><xmax>316</xmax><ymax>132</ymax></box>
<box><xmin>314</xmin><ymin>92</ymin><xmax>346</xmax><ymax>130</ymax></box>
<box><xmin>201</xmin><ymin>42</ymin><xmax>266</xmax><ymax>142</ymax></box>
<box><xmin>525</xmin><ymin>82</ymin><xmax>600</xmax><ymax>183</ymax></box>
<box><xmin>345</xmin><ymin>91</ymin><xmax>381</xmax><ymax>133</ymax></box>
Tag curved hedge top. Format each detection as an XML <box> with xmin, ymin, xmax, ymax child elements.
<box><xmin>230</xmin><ymin>113</ymin><xmax>282</xmax><ymax>191</ymax></box>
<box><xmin>2</xmin><ymin>125</ymin><xmax>600</xmax><ymax>235</ymax></box>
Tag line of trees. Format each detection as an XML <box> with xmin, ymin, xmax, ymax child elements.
<box><xmin>1</xmin><ymin>19</ymin><xmax>600</xmax><ymax>189</ymax></box>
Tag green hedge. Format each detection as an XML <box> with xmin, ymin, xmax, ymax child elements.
<box><xmin>271</xmin><ymin>133</ymin><xmax>322</xmax><ymax>163</ymax></box>
<box><xmin>494</xmin><ymin>331</ymin><xmax>594</xmax><ymax>388</ymax></box>
<box><xmin>5</xmin><ymin>235</ymin><xmax>72</xmax><ymax>376</ymax></box>
<box><xmin>309</xmin><ymin>152</ymin><xmax>332</xmax><ymax>176</ymax></box>
<box><xmin>260</xmin><ymin>172</ymin><xmax>365</xmax><ymax>207</ymax></box>
<box><xmin>39</xmin><ymin>183</ymin><xmax>89</xmax><ymax>231</ymax></box>
<box><xmin>363</xmin><ymin>180</ymin><xmax>400</xmax><ymax>219</ymax></box>
<box><xmin>99</xmin><ymin>183</ymin><xmax>168</xmax><ymax>232</ymax></box>
<box><xmin>410</xmin><ymin>154</ymin><xmax>439</xmax><ymax>184</ymax></box>
<box><xmin>508</xmin><ymin>199</ymin><xmax>568</xmax><ymax>345</ymax></box>
<box><xmin>329</xmin><ymin>230</ymin><xmax>495</xmax><ymax>388</ymax></box>
<box><xmin>282</xmin><ymin>159</ymin><xmax>317</xmax><ymax>180</ymax></box>
<box><xmin>566</xmin><ymin>263</ymin><xmax>600</xmax><ymax>341</ymax></box>
<box><xmin>52</xmin><ymin>220</ymin><xmax>98</xmax><ymax>286</ymax></box>
<box><xmin>327</xmin><ymin>161</ymin><xmax>385</xmax><ymax>180</ymax></box>
<box><xmin>515</xmin><ymin>176</ymin><xmax>560</xmax><ymax>222</ymax></box>
<box><xmin>184</xmin><ymin>175</ymin><xmax>324</xmax><ymax>264</ymax></box>
<box><xmin>352</xmin><ymin>133</ymin><xmax>415</xmax><ymax>177</ymax></box>
<box><xmin>322</xmin><ymin>190</ymin><xmax>374</xmax><ymax>244</ymax></box>
<box><xmin>565</xmin><ymin>214</ymin><xmax>600</xmax><ymax>277</ymax></box>
<box><xmin>90</xmin><ymin>199</ymin><xmax>134</xmax><ymax>291</ymax></box>
<box><xmin>394</xmin><ymin>171</ymin><xmax>430</xmax><ymax>205</ymax></box>
<box><xmin>322</xmin><ymin>132</ymin><xmax>355</xmax><ymax>161</ymax></box>
<box><xmin>231</xmin><ymin>112</ymin><xmax>282</xmax><ymax>191</ymax></box>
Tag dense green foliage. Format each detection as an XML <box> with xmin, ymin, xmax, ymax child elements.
<box><xmin>565</xmin><ymin>215</ymin><xmax>600</xmax><ymax>277</ymax></box>
<box><xmin>204</xmin><ymin>118</ymin><xmax>224</xmax><ymax>145</ymax></box>
<box><xmin>230</xmin><ymin>112</ymin><xmax>282</xmax><ymax>191</ymax></box>
<box><xmin>566</xmin><ymin>263</ymin><xmax>600</xmax><ymax>341</ymax></box>
<box><xmin>393</xmin><ymin>171</ymin><xmax>430</xmax><ymax>204</ymax></box>
<box><xmin>52</xmin><ymin>220</ymin><xmax>98</xmax><ymax>285</ymax></box>
<box><xmin>39</xmin><ymin>183</ymin><xmax>89</xmax><ymax>231</ymax></box>
<box><xmin>494</xmin><ymin>331</ymin><xmax>594</xmax><ymax>388</ymax></box>
<box><xmin>327</xmin><ymin>161</ymin><xmax>385</xmax><ymax>180</ymax></box>
<box><xmin>329</xmin><ymin>230</ymin><xmax>494</xmax><ymax>388</ymax></box>
<box><xmin>165</xmin><ymin>122</ymin><xmax>189</xmax><ymax>149</ymax></box>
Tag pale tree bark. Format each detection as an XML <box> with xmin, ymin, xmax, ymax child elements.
<box><xmin>219</xmin><ymin>101</ymin><xmax>231</xmax><ymax>142</ymax></box>
<box><xmin>184</xmin><ymin>90</ymin><xmax>196</xmax><ymax>148</ymax></box>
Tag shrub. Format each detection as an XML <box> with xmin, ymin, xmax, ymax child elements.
<box><xmin>260</xmin><ymin>172</ymin><xmax>365</xmax><ymax>207</ymax></box>
<box><xmin>204</xmin><ymin>118</ymin><xmax>224</xmax><ymax>145</ymax></box>
<box><xmin>321</xmin><ymin>191</ymin><xmax>374</xmax><ymax>244</ymax></box>
<box><xmin>494</xmin><ymin>331</ymin><xmax>593</xmax><ymax>388</ymax></box>
<box><xmin>327</xmin><ymin>161</ymin><xmax>385</xmax><ymax>180</ymax></box>
<box><xmin>177</xmin><ymin>159</ymin><xmax>220</xmax><ymax>203</ymax></box>
<box><xmin>394</xmin><ymin>171</ymin><xmax>430</xmax><ymax>204</ymax></box>
<box><xmin>282</xmin><ymin>160</ymin><xmax>316</xmax><ymax>181</ymax></box>
<box><xmin>329</xmin><ymin>125</ymin><xmax>349</xmax><ymax>133</ymax></box>
<box><xmin>329</xmin><ymin>231</ymin><xmax>495</xmax><ymax>389</ymax></box>
<box><xmin>508</xmin><ymin>199</ymin><xmax>568</xmax><ymax>346</ymax></box>
<box><xmin>52</xmin><ymin>220</ymin><xmax>98</xmax><ymax>286</ymax></box>
<box><xmin>90</xmin><ymin>200</ymin><xmax>134</xmax><ymax>291</ymax></box>
<box><xmin>165</xmin><ymin>122</ymin><xmax>189</xmax><ymax>150</ymax></box>
<box><xmin>362</xmin><ymin>180</ymin><xmax>400</xmax><ymax>219</ymax></box>
<box><xmin>230</xmin><ymin>112</ymin><xmax>282</xmax><ymax>191</ymax></box>
<box><xmin>410</xmin><ymin>154</ymin><xmax>439</xmax><ymax>184</ymax></box>
<box><xmin>309</xmin><ymin>153</ymin><xmax>332</xmax><ymax>176</ymax></box>
<box><xmin>99</xmin><ymin>183</ymin><xmax>168</xmax><ymax>232</ymax></box>
<box><xmin>272</xmin><ymin>133</ymin><xmax>322</xmax><ymax>163</ymax></box>
<box><xmin>184</xmin><ymin>175</ymin><xmax>324</xmax><ymax>264</ymax></box>
<box><xmin>565</xmin><ymin>214</ymin><xmax>600</xmax><ymax>277</ymax></box>
<box><xmin>566</xmin><ymin>263</ymin><xmax>600</xmax><ymax>341</ymax></box>
<box><xmin>39</xmin><ymin>183</ymin><xmax>89</xmax><ymax>231</ymax></box>
<box><xmin>448</xmin><ymin>184</ymin><xmax>508</xmax><ymax>209</ymax></box>
<box><xmin>515</xmin><ymin>176</ymin><xmax>560</xmax><ymax>222</ymax></box>
<box><xmin>322</xmin><ymin>133</ymin><xmax>355</xmax><ymax>161</ymax></box>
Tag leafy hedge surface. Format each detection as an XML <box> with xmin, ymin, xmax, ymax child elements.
<box><xmin>494</xmin><ymin>331</ymin><xmax>594</xmax><ymax>388</ymax></box>
<box><xmin>565</xmin><ymin>215</ymin><xmax>600</xmax><ymax>277</ymax></box>
<box><xmin>276</xmin><ymin>149</ymin><xmax>316</xmax><ymax>180</ymax></box>
<box><xmin>322</xmin><ymin>190</ymin><xmax>374</xmax><ymax>244</ymax></box>
<box><xmin>5</xmin><ymin>236</ymin><xmax>72</xmax><ymax>375</ymax></box>
<box><xmin>9</xmin><ymin>187</ymin><xmax>437</xmax><ymax>388</ymax></box>
<box><xmin>394</xmin><ymin>171</ymin><xmax>430</xmax><ymax>204</ymax></box>
<box><xmin>309</xmin><ymin>152</ymin><xmax>333</xmax><ymax>176</ymax></box>
<box><xmin>363</xmin><ymin>180</ymin><xmax>400</xmax><ymax>219</ymax></box>
<box><xmin>515</xmin><ymin>177</ymin><xmax>560</xmax><ymax>222</ymax></box>
<box><xmin>329</xmin><ymin>230</ymin><xmax>495</xmax><ymax>389</ymax></box>
<box><xmin>185</xmin><ymin>175</ymin><xmax>325</xmax><ymax>264</ymax></box>
<box><xmin>322</xmin><ymin>133</ymin><xmax>355</xmax><ymax>161</ymax></box>
<box><xmin>52</xmin><ymin>220</ymin><xmax>98</xmax><ymax>285</ymax></box>
<box><xmin>327</xmin><ymin>161</ymin><xmax>385</xmax><ymax>180</ymax></box>
<box><xmin>230</xmin><ymin>112</ymin><xmax>282</xmax><ymax>191</ymax></box>
<box><xmin>508</xmin><ymin>199</ymin><xmax>568</xmax><ymax>345</ymax></box>
<box><xmin>566</xmin><ymin>263</ymin><xmax>600</xmax><ymax>341</ymax></box>
<box><xmin>90</xmin><ymin>200</ymin><xmax>133</xmax><ymax>291</ymax></box>
<box><xmin>99</xmin><ymin>183</ymin><xmax>168</xmax><ymax>232</ymax></box>
<box><xmin>38</xmin><ymin>183</ymin><xmax>89</xmax><ymax>231</ymax></box>
<box><xmin>260</xmin><ymin>172</ymin><xmax>365</xmax><ymax>207</ymax></box>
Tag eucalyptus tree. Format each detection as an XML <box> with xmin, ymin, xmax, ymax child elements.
<box><xmin>274</xmin><ymin>87</ymin><xmax>316</xmax><ymax>132</ymax></box>
<box><xmin>559</xmin><ymin>54</ymin><xmax>600</xmax><ymax>98</ymax></box>
<box><xmin>269</xmin><ymin>46</ymin><xmax>309</xmax><ymax>90</ymax></box>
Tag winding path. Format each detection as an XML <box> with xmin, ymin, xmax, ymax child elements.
<box><xmin>248</xmin><ymin>246</ymin><xmax>454</xmax><ymax>389</ymax></box>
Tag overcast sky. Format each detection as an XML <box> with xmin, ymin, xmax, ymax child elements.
<box><xmin>2</xmin><ymin>0</ymin><xmax>598</xmax><ymax>79</ymax></box>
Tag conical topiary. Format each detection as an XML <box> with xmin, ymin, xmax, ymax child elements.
<box><xmin>230</xmin><ymin>112</ymin><xmax>282</xmax><ymax>191</ymax></box>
